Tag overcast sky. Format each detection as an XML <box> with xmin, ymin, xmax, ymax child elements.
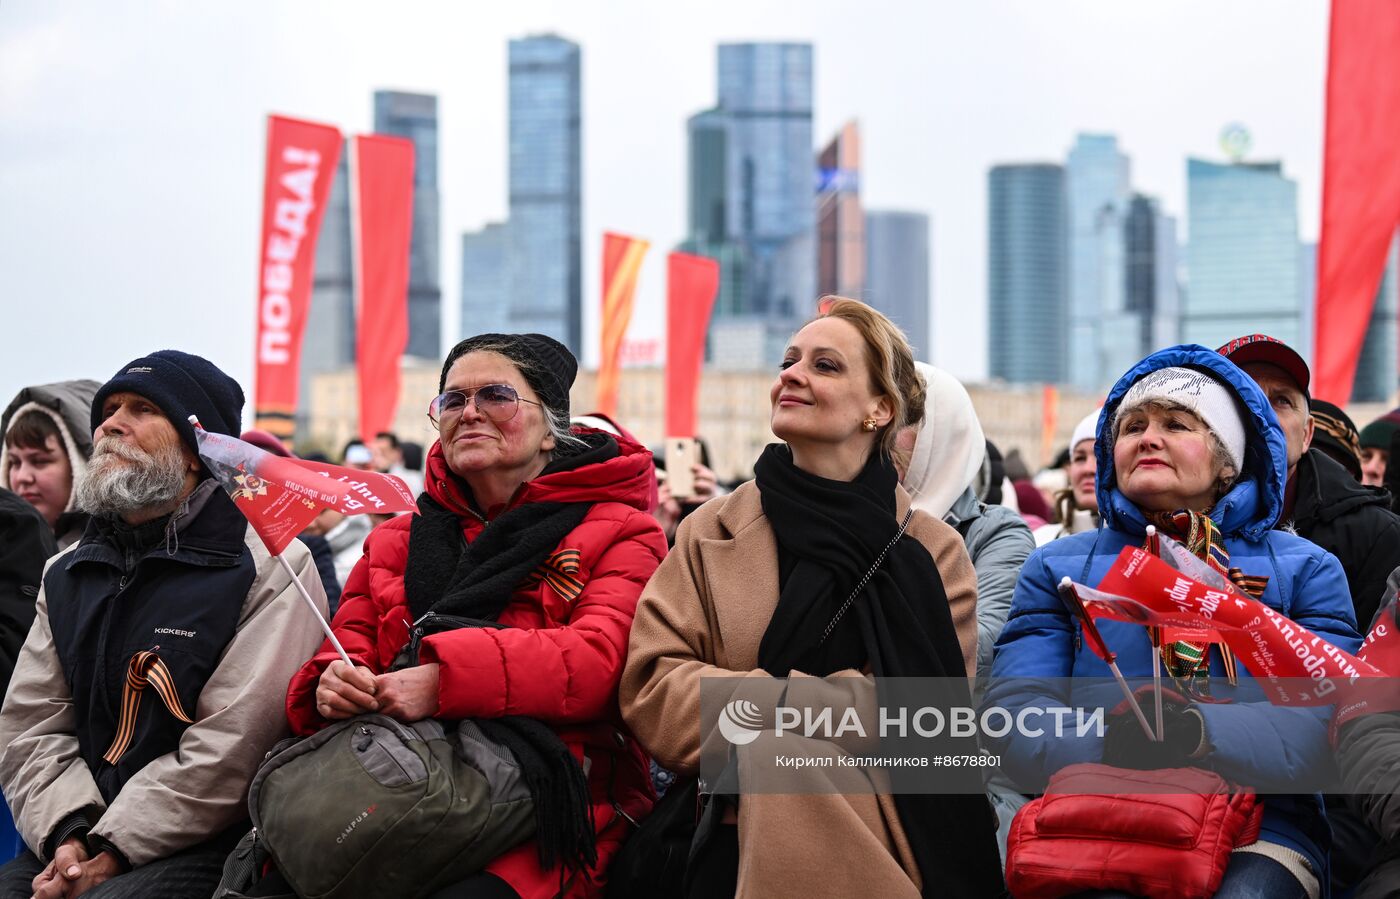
<box><xmin>0</xmin><ymin>0</ymin><xmax>1329</xmax><ymax>403</ymax></box>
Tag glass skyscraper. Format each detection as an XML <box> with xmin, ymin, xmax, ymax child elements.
<box><xmin>1066</xmin><ymin>133</ymin><xmax>1132</xmax><ymax>391</ymax></box>
<box><xmin>1123</xmin><ymin>194</ymin><xmax>1180</xmax><ymax>367</ymax></box>
<box><xmin>1184</xmin><ymin>158</ymin><xmax>1300</xmax><ymax>349</ymax></box>
<box><xmin>865</xmin><ymin>210</ymin><xmax>930</xmax><ymax>358</ymax></box>
<box><xmin>817</xmin><ymin>122</ymin><xmax>864</xmax><ymax>300</ymax></box>
<box><xmin>683</xmin><ymin>42</ymin><xmax>817</xmax><ymax>322</ymax></box>
<box><xmin>682</xmin><ymin>43</ymin><xmax>813</xmax><ymax>365</ymax></box>
<box><xmin>373</xmin><ymin>90</ymin><xmax>441</xmax><ymax>360</ymax></box>
<box><xmin>507</xmin><ymin>35</ymin><xmax>582</xmax><ymax>354</ymax></box>
<box><xmin>461</xmin><ymin>222</ymin><xmax>512</xmax><ymax>339</ymax></box>
<box><xmin>988</xmin><ymin>164</ymin><xmax>1067</xmax><ymax>384</ymax></box>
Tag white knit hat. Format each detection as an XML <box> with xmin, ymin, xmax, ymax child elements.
<box><xmin>1070</xmin><ymin>410</ymin><xmax>1100</xmax><ymax>453</ymax></box>
<box><xmin>1115</xmin><ymin>367</ymin><xmax>1246</xmax><ymax>474</ymax></box>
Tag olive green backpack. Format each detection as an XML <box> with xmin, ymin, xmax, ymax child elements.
<box><xmin>219</xmin><ymin>715</ymin><xmax>535</xmax><ymax>899</ymax></box>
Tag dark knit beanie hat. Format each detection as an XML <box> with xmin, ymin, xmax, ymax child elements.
<box><xmin>1359</xmin><ymin>409</ymin><xmax>1400</xmax><ymax>452</ymax></box>
<box><xmin>92</xmin><ymin>350</ymin><xmax>245</xmax><ymax>456</ymax></box>
<box><xmin>439</xmin><ymin>333</ymin><xmax>578</xmax><ymax>417</ymax></box>
<box><xmin>1308</xmin><ymin>399</ymin><xmax>1362</xmax><ymax>480</ymax></box>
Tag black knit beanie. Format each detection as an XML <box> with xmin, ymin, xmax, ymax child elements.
<box><xmin>91</xmin><ymin>351</ymin><xmax>245</xmax><ymax>456</ymax></box>
<box><xmin>439</xmin><ymin>333</ymin><xmax>577</xmax><ymax>417</ymax></box>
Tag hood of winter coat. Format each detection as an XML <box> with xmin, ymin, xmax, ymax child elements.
<box><xmin>1</xmin><ymin>380</ymin><xmax>102</xmax><ymax>514</ymax></box>
<box><xmin>1094</xmin><ymin>345</ymin><xmax>1287</xmax><ymax>541</ymax></box>
<box><xmin>424</xmin><ymin>428</ymin><xmax>657</xmax><ymax>518</ymax></box>
<box><xmin>901</xmin><ymin>362</ymin><xmax>986</xmax><ymax>520</ymax></box>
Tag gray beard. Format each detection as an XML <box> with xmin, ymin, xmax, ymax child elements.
<box><xmin>75</xmin><ymin>438</ymin><xmax>187</xmax><ymax>518</ymax></box>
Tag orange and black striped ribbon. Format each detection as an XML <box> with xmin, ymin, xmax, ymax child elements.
<box><xmin>523</xmin><ymin>548</ymin><xmax>585</xmax><ymax>603</ymax></box>
<box><xmin>103</xmin><ymin>650</ymin><xmax>194</xmax><ymax>765</ymax></box>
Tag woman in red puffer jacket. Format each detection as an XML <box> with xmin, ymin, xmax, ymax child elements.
<box><xmin>286</xmin><ymin>333</ymin><xmax>666</xmax><ymax>899</ymax></box>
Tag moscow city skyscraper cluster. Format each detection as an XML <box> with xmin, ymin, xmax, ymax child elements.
<box><xmin>295</xmin><ymin>34</ymin><xmax>1394</xmax><ymax>435</ymax></box>
<box><xmin>988</xmin><ymin>133</ymin><xmax>1398</xmax><ymax>399</ymax></box>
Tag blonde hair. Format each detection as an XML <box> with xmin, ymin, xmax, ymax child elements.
<box><xmin>812</xmin><ymin>297</ymin><xmax>926</xmax><ymax>459</ymax></box>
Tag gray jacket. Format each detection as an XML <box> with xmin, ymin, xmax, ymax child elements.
<box><xmin>0</xmin><ymin>485</ymin><xmax>328</xmax><ymax>866</ymax></box>
<box><xmin>945</xmin><ymin>487</ymin><xmax>1034</xmax><ymax>691</ymax></box>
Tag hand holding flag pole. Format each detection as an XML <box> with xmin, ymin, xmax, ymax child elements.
<box><xmin>189</xmin><ymin>416</ymin><xmax>418</xmax><ymax>670</ymax></box>
<box><xmin>1057</xmin><ymin>576</ymin><xmax>1157</xmax><ymax>741</ymax></box>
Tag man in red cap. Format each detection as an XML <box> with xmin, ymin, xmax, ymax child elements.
<box><xmin>1219</xmin><ymin>334</ymin><xmax>1400</xmax><ymax>629</ymax></box>
<box><xmin>1220</xmin><ymin>334</ymin><xmax>1400</xmax><ymax>892</ymax></box>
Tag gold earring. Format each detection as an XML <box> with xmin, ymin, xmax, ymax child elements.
<box><xmin>861</xmin><ymin>419</ymin><xmax>878</xmax><ymax>432</ymax></box>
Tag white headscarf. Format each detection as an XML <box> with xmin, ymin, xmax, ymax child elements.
<box><xmin>900</xmin><ymin>362</ymin><xmax>986</xmax><ymax>520</ymax></box>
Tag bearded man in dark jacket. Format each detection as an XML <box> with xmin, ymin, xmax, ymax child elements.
<box><xmin>1222</xmin><ymin>334</ymin><xmax>1400</xmax><ymax>892</ymax></box>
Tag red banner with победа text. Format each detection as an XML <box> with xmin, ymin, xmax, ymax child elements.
<box><xmin>253</xmin><ymin>116</ymin><xmax>343</xmax><ymax>441</ymax></box>
<box><xmin>351</xmin><ymin>134</ymin><xmax>415</xmax><ymax>444</ymax></box>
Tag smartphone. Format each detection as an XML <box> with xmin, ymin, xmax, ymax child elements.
<box><xmin>666</xmin><ymin>437</ymin><xmax>698</xmax><ymax>500</ymax></box>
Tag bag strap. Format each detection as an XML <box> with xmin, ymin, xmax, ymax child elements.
<box><xmin>819</xmin><ymin>508</ymin><xmax>915</xmax><ymax>644</ymax></box>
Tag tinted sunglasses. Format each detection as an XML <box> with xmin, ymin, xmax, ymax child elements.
<box><xmin>427</xmin><ymin>384</ymin><xmax>540</xmax><ymax>425</ymax></box>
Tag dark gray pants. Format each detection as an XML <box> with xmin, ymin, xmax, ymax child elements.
<box><xmin>0</xmin><ymin>839</ymin><xmax>228</xmax><ymax>899</ymax></box>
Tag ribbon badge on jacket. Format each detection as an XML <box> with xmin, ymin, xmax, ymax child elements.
<box><xmin>103</xmin><ymin>649</ymin><xmax>194</xmax><ymax>765</ymax></box>
<box><xmin>525</xmin><ymin>548</ymin><xmax>585</xmax><ymax>604</ymax></box>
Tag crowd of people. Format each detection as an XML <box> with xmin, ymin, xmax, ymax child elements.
<box><xmin>0</xmin><ymin>304</ymin><xmax>1395</xmax><ymax>898</ymax></box>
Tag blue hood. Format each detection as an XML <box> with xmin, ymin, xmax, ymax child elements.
<box><xmin>1093</xmin><ymin>344</ymin><xmax>1288</xmax><ymax>541</ymax></box>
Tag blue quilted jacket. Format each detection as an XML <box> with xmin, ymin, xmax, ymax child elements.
<box><xmin>985</xmin><ymin>346</ymin><xmax>1362</xmax><ymax>884</ymax></box>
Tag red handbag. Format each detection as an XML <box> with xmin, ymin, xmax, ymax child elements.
<box><xmin>1005</xmin><ymin>763</ymin><xmax>1264</xmax><ymax>899</ymax></box>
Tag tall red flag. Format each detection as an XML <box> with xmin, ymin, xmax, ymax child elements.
<box><xmin>1312</xmin><ymin>0</ymin><xmax>1400</xmax><ymax>402</ymax></box>
<box><xmin>253</xmin><ymin>116</ymin><xmax>343</xmax><ymax>440</ymax></box>
<box><xmin>665</xmin><ymin>252</ymin><xmax>720</xmax><ymax>437</ymax></box>
<box><xmin>598</xmin><ymin>233</ymin><xmax>650</xmax><ymax>417</ymax></box>
<box><xmin>351</xmin><ymin>134</ymin><xmax>415</xmax><ymax>443</ymax></box>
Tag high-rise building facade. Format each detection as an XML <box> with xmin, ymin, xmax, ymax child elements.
<box><xmin>716</xmin><ymin>42</ymin><xmax>814</xmax><ymax>321</ymax></box>
<box><xmin>817</xmin><ymin>121</ymin><xmax>864</xmax><ymax>300</ymax></box>
<box><xmin>1183</xmin><ymin>158</ymin><xmax>1300</xmax><ymax>349</ymax></box>
<box><xmin>988</xmin><ymin>164</ymin><xmax>1067</xmax><ymax>384</ymax></box>
<box><xmin>460</xmin><ymin>222</ymin><xmax>512</xmax><ymax>339</ymax></box>
<box><xmin>507</xmin><ymin>35</ymin><xmax>582</xmax><ymax>353</ymax></box>
<box><xmin>865</xmin><ymin>210</ymin><xmax>930</xmax><ymax>358</ymax></box>
<box><xmin>1122</xmin><ymin>194</ymin><xmax>1181</xmax><ymax>368</ymax></box>
<box><xmin>373</xmin><ymin>90</ymin><xmax>441</xmax><ymax>360</ymax></box>
<box><xmin>1066</xmin><ymin>134</ymin><xmax>1132</xmax><ymax>391</ymax></box>
<box><xmin>682</xmin><ymin>108</ymin><xmax>749</xmax><ymax>319</ymax></box>
<box><xmin>682</xmin><ymin>43</ymin><xmax>813</xmax><ymax>362</ymax></box>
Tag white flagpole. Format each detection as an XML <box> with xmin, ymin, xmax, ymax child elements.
<box><xmin>1145</xmin><ymin>525</ymin><xmax>1166</xmax><ymax>741</ymax></box>
<box><xmin>275</xmin><ymin>553</ymin><xmax>354</xmax><ymax>668</ymax></box>
<box><xmin>1057</xmin><ymin>577</ymin><xmax>1157</xmax><ymax>741</ymax></box>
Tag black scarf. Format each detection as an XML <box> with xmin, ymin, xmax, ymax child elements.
<box><xmin>401</xmin><ymin>433</ymin><xmax>617</xmax><ymax>874</ymax></box>
<box><xmin>753</xmin><ymin>444</ymin><xmax>1007</xmax><ymax>898</ymax></box>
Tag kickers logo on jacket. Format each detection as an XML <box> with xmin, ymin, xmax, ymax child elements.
<box><xmin>718</xmin><ymin>699</ymin><xmax>765</xmax><ymax>745</ymax></box>
<box><xmin>336</xmin><ymin>804</ymin><xmax>378</xmax><ymax>845</ymax></box>
<box><xmin>153</xmin><ymin>627</ymin><xmax>196</xmax><ymax>638</ymax></box>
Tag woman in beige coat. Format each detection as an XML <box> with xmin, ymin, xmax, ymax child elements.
<box><xmin>619</xmin><ymin>298</ymin><xmax>1005</xmax><ymax>899</ymax></box>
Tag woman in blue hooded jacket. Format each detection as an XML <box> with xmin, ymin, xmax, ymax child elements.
<box><xmin>986</xmin><ymin>346</ymin><xmax>1361</xmax><ymax>898</ymax></box>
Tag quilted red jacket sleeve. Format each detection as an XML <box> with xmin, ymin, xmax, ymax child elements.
<box><xmin>420</xmin><ymin>506</ymin><xmax>666</xmax><ymax>723</ymax></box>
<box><xmin>285</xmin><ymin>524</ymin><xmax>406</xmax><ymax>735</ymax></box>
